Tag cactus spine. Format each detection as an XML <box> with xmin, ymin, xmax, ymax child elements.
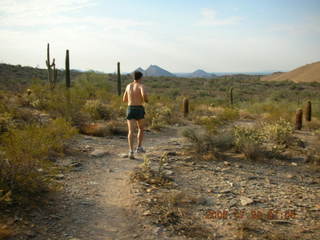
<box><xmin>183</xmin><ymin>97</ymin><xmax>189</xmax><ymax>117</ymax></box>
<box><xmin>46</xmin><ymin>43</ymin><xmax>57</xmax><ymax>89</ymax></box>
<box><xmin>305</xmin><ymin>101</ymin><xmax>312</xmax><ymax>121</ymax></box>
<box><xmin>229</xmin><ymin>87</ymin><xmax>234</xmax><ymax>106</ymax></box>
<box><xmin>117</xmin><ymin>62</ymin><xmax>121</xmax><ymax>96</ymax></box>
<box><xmin>295</xmin><ymin>108</ymin><xmax>303</xmax><ymax>130</ymax></box>
<box><xmin>65</xmin><ymin>50</ymin><xmax>71</xmax><ymax>88</ymax></box>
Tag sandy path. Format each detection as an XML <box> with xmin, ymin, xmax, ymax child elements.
<box><xmin>28</xmin><ymin>127</ymin><xmax>180</xmax><ymax>240</ymax></box>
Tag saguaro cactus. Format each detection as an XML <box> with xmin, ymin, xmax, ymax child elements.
<box><xmin>53</xmin><ymin>62</ymin><xmax>58</xmax><ymax>85</ymax></box>
<box><xmin>65</xmin><ymin>50</ymin><xmax>71</xmax><ymax>88</ymax></box>
<box><xmin>183</xmin><ymin>97</ymin><xmax>189</xmax><ymax>117</ymax></box>
<box><xmin>305</xmin><ymin>101</ymin><xmax>312</xmax><ymax>121</ymax></box>
<box><xmin>229</xmin><ymin>87</ymin><xmax>234</xmax><ymax>106</ymax></box>
<box><xmin>295</xmin><ymin>108</ymin><xmax>303</xmax><ymax>130</ymax></box>
<box><xmin>117</xmin><ymin>62</ymin><xmax>121</xmax><ymax>96</ymax></box>
<box><xmin>46</xmin><ymin>43</ymin><xmax>55</xmax><ymax>89</ymax></box>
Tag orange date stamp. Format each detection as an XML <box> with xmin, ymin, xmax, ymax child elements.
<box><xmin>205</xmin><ymin>209</ymin><xmax>296</xmax><ymax>220</ymax></box>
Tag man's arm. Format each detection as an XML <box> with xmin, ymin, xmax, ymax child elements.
<box><xmin>140</xmin><ymin>85</ymin><xmax>148</xmax><ymax>103</ymax></box>
<box><xmin>122</xmin><ymin>86</ymin><xmax>128</xmax><ymax>102</ymax></box>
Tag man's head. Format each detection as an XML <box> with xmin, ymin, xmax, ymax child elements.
<box><xmin>134</xmin><ymin>71</ymin><xmax>143</xmax><ymax>81</ymax></box>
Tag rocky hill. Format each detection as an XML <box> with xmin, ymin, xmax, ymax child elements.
<box><xmin>188</xmin><ymin>69</ymin><xmax>215</xmax><ymax>78</ymax></box>
<box><xmin>134</xmin><ymin>65</ymin><xmax>175</xmax><ymax>77</ymax></box>
<box><xmin>0</xmin><ymin>63</ymin><xmax>82</xmax><ymax>90</ymax></box>
<box><xmin>261</xmin><ymin>61</ymin><xmax>320</xmax><ymax>82</ymax></box>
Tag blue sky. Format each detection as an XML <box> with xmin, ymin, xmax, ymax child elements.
<box><xmin>0</xmin><ymin>0</ymin><xmax>319</xmax><ymax>72</ymax></box>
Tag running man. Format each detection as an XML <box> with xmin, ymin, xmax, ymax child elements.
<box><xmin>122</xmin><ymin>71</ymin><xmax>148</xmax><ymax>159</ymax></box>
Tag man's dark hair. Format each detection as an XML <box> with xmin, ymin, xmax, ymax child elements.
<box><xmin>134</xmin><ymin>71</ymin><xmax>143</xmax><ymax>80</ymax></box>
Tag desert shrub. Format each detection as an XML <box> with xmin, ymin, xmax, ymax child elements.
<box><xmin>233</xmin><ymin>119</ymin><xmax>295</xmax><ymax>159</ymax></box>
<box><xmin>194</xmin><ymin>107</ymin><xmax>240</xmax><ymax>133</ymax></box>
<box><xmin>218</xmin><ymin>107</ymin><xmax>240</xmax><ymax>122</ymax></box>
<box><xmin>194</xmin><ymin>116</ymin><xmax>222</xmax><ymax>133</ymax></box>
<box><xmin>10</xmin><ymin>107</ymin><xmax>41</xmax><ymax>124</ymax></box>
<box><xmin>0</xmin><ymin>112</ymin><xmax>14</xmax><ymax>133</ymax></box>
<box><xmin>0</xmin><ymin>118</ymin><xmax>77</xmax><ymax>196</ymax></box>
<box><xmin>82</xmin><ymin>100</ymin><xmax>110</xmax><ymax>120</ymax></box>
<box><xmin>145</xmin><ymin>96</ymin><xmax>180</xmax><ymax>130</ymax></box>
<box><xmin>306</xmin><ymin>149</ymin><xmax>320</xmax><ymax>168</ymax></box>
<box><xmin>233</xmin><ymin>126</ymin><xmax>265</xmax><ymax>160</ymax></box>
<box><xmin>260</xmin><ymin>118</ymin><xmax>294</xmax><ymax>145</ymax></box>
<box><xmin>245</xmin><ymin>101</ymin><xmax>296</xmax><ymax>122</ymax></box>
<box><xmin>182</xmin><ymin>128</ymin><xmax>234</xmax><ymax>159</ymax></box>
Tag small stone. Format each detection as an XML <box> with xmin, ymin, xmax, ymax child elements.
<box><xmin>291</xmin><ymin>162</ymin><xmax>298</xmax><ymax>166</ymax></box>
<box><xmin>146</xmin><ymin>188</ymin><xmax>153</xmax><ymax>193</ymax></box>
<box><xmin>167</xmin><ymin>151</ymin><xmax>177</xmax><ymax>156</ymax></box>
<box><xmin>119</xmin><ymin>153</ymin><xmax>128</xmax><ymax>158</ymax></box>
<box><xmin>229</xmin><ymin>199</ymin><xmax>238</xmax><ymax>207</ymax></box>
<box><xmin>163</xmin><ymin>170</ymin><xmax>174</xmax><ymax>176</ymax></box>
<box><xmin>286</xmin><ymin>174</ymin><xmax>294</xmax><ymax>179</ymax></box>
<box><xmin>142</xmin><ymin>210</ymin><xmax>151</xmax><ymax>216</ymax></box>
<box><xmin>153</xmin><ymin>227</ymin><xmax>161</xmax><ymax>235</ymax></box>
<box><xmin>224</xmin><ymin>161</ymin><xmax>231</xmax><ymax>166</ymax></box>
<box><xmin>90</xmin><ymin>149</ymin><xmax>108</xmax><ymax>157</ymax></box>
<box><xmin>54</xmin><ymin>174</ymin><xmax>64</xmax><ymax>180</ymax></box>
<box><xmin>70</xmin><ymin>162</ymin><xmax>82</xmax><ymax>168</ymax></box>
<box><xmin>220</xmin><ymin>189</ymin><xmax>232</xmax><ymax>194</ymax></box>
<box><xmin>240</xmin><ymin>196</ymin><xmax>254</xmax><ymax>206</ymax></box>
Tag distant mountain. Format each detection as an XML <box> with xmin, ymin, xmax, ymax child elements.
<box><xmin>261</xmin><ymin>61</ymin><xmax>320</xmax><ymax>82</ymax></box>
<box><xmin>175</xmin><ymin>69</ymin><xmax>216</xmax><ymax>78</ymax></box>
<box><xmin>189</xmin><ymin>69</ymin><xmax>215</xmax><ymax>78</ymax></box>
<box><xmin>143</xmin><ymin>65</ymin><xmax>175</xmax><ymax>77</ymax></box>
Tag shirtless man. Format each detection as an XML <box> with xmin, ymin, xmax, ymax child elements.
<box><xmin>122</xmin><ymin>71</ymin><xmax>148</xmax><ymax>159</ymax></box>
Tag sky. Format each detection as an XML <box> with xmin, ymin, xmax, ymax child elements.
<box><xmin>0</xmin><ymin>0</ymin><xmax>319</xmax><ymax>73</ymax></box>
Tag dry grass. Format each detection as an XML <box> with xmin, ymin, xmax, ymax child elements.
<box><xmin>0</xmin><ymin>224</ymin><xmax>14</xmax><ymax>240</ymax></box>
<box><xmin>182</xmin><ymin>128</ymin><xmax>234</xmax><ymax>160</ymax></box>
<box><xmin>79</xmin><ymin>120</ymin><xmax>127</xmax><ymax>137</ymax></box>
<box><xmin>305</xmin><ymin>117</ymin><xmax>320</xmax><ymax>130</ymax></box>
<box><xmin>144</xmin><ymin>191</ymin><xmax>215</xmax><ymax>240</ymax></box>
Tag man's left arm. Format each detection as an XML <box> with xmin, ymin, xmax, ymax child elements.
<box><xmin>122</xmin><ymin>86</ymin><xmax>128</xmax><ymax>102</ymax></box>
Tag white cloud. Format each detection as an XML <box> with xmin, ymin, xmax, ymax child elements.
<box><xmin>0</xmin><ymin>0</ymin><xmax>149</xmax><ymax>30</ymax></box>
<box><xmin>196</xmin><ymin>8</ymin><xmax>242</xmax><ymax>26</ymax></box>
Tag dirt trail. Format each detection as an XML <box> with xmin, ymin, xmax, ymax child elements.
<box><xmin>5</xmin><ymin>123</ymin><xmax>320</xmax><ymax>240</ymax></box>
<box><xmin>21</xmin><ymin>126</ymin><xmax>183</xmax><ymax>240</ymax></box>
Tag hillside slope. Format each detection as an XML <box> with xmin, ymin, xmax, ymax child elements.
<box><xmin>144</xmin><ymin>65</ymin><xmax>176</xmax><ymax>77</ymax></box>
<box><xmin>261</xmin><ymin>61</ymin><xmax>320</xmax><ymax>82</ymax></box>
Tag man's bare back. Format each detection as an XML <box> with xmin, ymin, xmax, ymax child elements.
<box><xmin>123</xmin><ymin>82</ymin><xmax>148</xmax><ymax>105</ymax></box>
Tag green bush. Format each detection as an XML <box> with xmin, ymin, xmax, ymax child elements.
<box><xmin>0</xmin><ymin>118</ymin><xmax>77</xmax><ymax>196</ymax></box>
<box><xmin>233</xmin><ymin>126</ymin><xmax>265</xmax><ymax>160</ymax></box>
<box><xmin>260</xmin><ymin>118</ymin><xmax>294</xmax><ymax>145</ymax></box>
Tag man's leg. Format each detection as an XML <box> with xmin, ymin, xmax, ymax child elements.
<box><xmin>136</xmin><ymin>119</ymin><xmax>144</xmax><ymax>147</ymax></box>
<box><xmin>127</xmin><ymin>120</ymin><xmax>135</xmax><ymax>152</ymax></box>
